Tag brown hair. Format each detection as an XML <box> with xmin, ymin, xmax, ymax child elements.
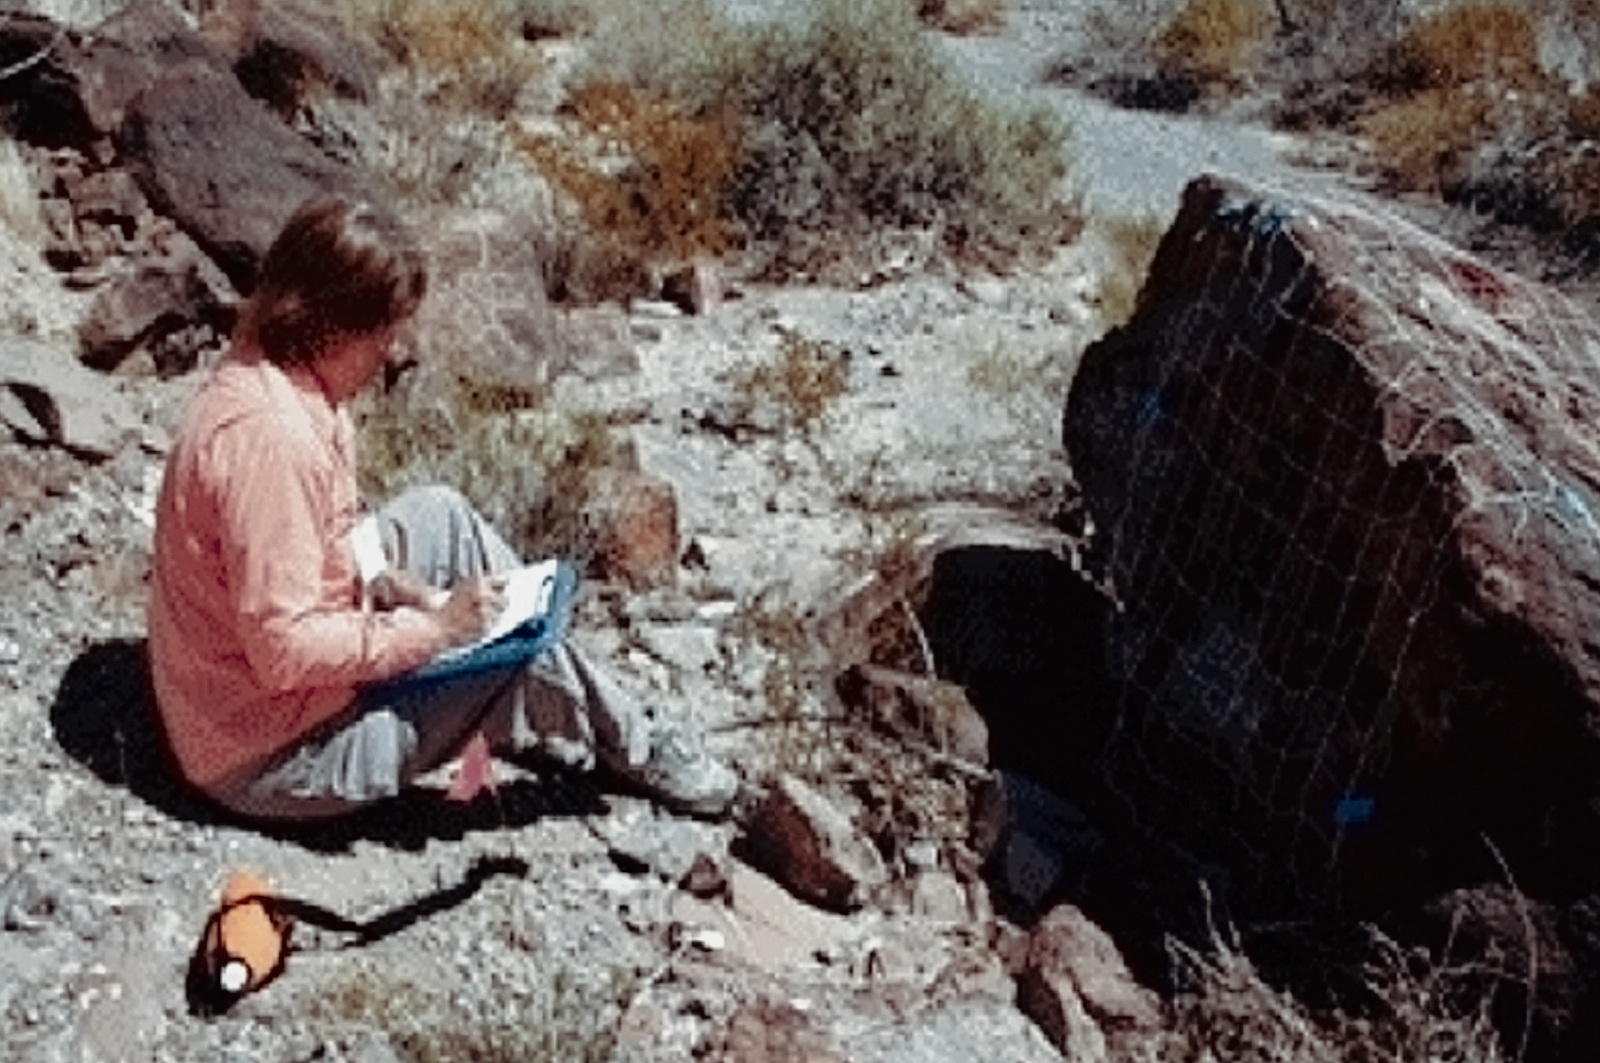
<box><xmin>238</xmin><ymin>195</ymin><xmax>427</xmax><ymax>367</ymax></box>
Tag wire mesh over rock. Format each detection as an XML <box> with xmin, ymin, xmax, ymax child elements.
<box><xmin>1063</xmin><ymin>173</ymin><xmax>1600</xmax><ymax>916</ymax></box>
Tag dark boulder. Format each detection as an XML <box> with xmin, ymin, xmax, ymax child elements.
<box><xmin>200</xmin><ymin>0</ymin><xmax>377</xmax><ymax>117</ymax></box>
<box><xmin>117</xmin><ymin>61</ymin><xmax>361</xmax><ymax>289</ymax></box>
<box><xmin>395</xmin><ymin>209</ymin><xmax>638</xmax><ymax>404</ymax></box>
<box><xmin>1063</xmin><ymin>174</ymin><xmax>1600</xmax><ymax>919</ymax></box>
<box><xmin>0</xmin><ymin>2</ymin><xmax>226</xmax><ymax>149</ymax></box>
<box><xmin>79</xmin><ymin>232</ymin><xmax>237</xmax><ymax>375</ymax></box>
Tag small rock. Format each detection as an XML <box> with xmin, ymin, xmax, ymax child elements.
<box><xmin>904</xmin><ymin>839</ymin><xmax>941</xmax><ymax>871</ymax></box>
<box><xmin>961</xmin><ymin>276</ymin><xmax>1009</xmax><ymax>307</ymax></box>
<box><xmin>1018</xmin><ymin>976</ymin><xmax>1109</xmax><ymax>1063</ymax></box>
<box><xmin>744</xmin><ymin>774</ymin><xmax>888</xmax><ymax>912</ymax></box>
<box><xmin>589</xmin><ymin>469</ymin><xmax>679</xmax><ymax>591</ymax></box>
<box><xmin>636</xmin><ymin>621</ymin><xmax>719</xmax><ymax>675</ymax></box>
<box><xmin>716</xmin><ymin>999</ymin><xmax>846</xmax><ymax>1063</ymax></box>
<box><xmin>669</xmin><ymin>859</ymin><xmax>856</xmax><ymax>972</ymax></box>
<box><xmin>679</xmin><ymin>851</ymin><xmax>731</xmax><ymax>901</ymax></box>
<box><xmin>631</xmin><ymin>299</ymin><xmax>684</xmax><ymax>320</ymax></box>
<box><xmin>1020</xmin><ymin>904</ymin><xmax>1163</xmax><ymax>1036</ymax></box>
<box><xmin>0</xmin><ymin>338</ymin><xmax>144</xmax><ymax>459</ymax></box>
<box><xmin>660</xmin><ymin>260</ymin><xmax>723</xmax><ymax>316</ymax></box>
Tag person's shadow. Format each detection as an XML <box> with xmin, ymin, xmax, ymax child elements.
<box><xmin>49</xmin><ymin>638</ymin><xmax>605</xmax><ymax>853</ymax></box>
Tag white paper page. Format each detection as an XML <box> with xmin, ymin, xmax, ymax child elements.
<box><xmin>433</xmin><ymin>560</ymin><xmax>560</xmax><ymax>662</ymax></box>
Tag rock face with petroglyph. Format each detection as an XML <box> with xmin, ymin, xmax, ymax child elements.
<box><xmin>1065</xmin><ymin>173</ymin><xmax>1600</xmax><ymax>918</ymax></box>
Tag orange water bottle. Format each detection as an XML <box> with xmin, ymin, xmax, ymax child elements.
<box><xmin>210</xmin><ymin>869</ymin><xmax>290</xmax><ymax>996</ymax></box>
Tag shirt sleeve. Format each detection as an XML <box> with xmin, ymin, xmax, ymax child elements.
<box><xmin>210</xmin><ymin>418</ymin><xmax>447</xmax><ymax>694</ymax></box>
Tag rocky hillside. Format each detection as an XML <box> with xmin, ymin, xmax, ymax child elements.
<box><xmin>5</xmin><ymin>0</ymin><xmax>1600</xmax><ymax>1062</ymax></box>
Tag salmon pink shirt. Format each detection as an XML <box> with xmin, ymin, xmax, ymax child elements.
<box><xmin>147</xmin><ymin>348</ymin><xmax>447</xmax><ymax>791</ymax></box>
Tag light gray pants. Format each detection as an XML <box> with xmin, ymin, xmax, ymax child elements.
<box><xmin>210</xmin><ymin>485</ymin><xmax>651</xmax><ymax>821</ymax></box>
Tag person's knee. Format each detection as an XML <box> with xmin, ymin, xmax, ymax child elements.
<box><xmin>400</xmin><ymin>483</ymin><xmax>470</xmax><ymax>516</ymax></box>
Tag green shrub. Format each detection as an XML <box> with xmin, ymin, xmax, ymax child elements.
<box><xmin>577</xmin><ymin>0</ymin><xmax>1074</xmax><ymax>272</ymax></box>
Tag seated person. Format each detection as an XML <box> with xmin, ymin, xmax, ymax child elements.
<box><xmin>146</xmin><ymin>194</ymin><xmax>738</xmax><ymax>821</ymax></box>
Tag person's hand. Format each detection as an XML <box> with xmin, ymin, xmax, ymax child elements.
<box><xmin>370</xmin><ymin>568</ymin><xmax>447</xmax><ymax>612</ymax></box>
<box><xmin>433</xmin><ymin>576</ymin><xmax>506</xmax><ymax>647</ymax></box>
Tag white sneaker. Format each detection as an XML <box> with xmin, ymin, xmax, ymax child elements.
<box><xmin>609</xmin><ymin>721</ymin><xmax>739</xmax><ymax>819</ymax></box>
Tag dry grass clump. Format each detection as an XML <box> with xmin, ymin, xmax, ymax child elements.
<box><xmin>341</xmin><ymin>0</ymin><xmax>542</xmax><ymax>117</ymax></box>
<box><xmin>727</xmin><ymin>327</ymin><xmax>850</xmax><ymax>439</ymax></box>
<box><xmin>357</xmin><ymin>377</ymin><xmax>620</xmax><ymax>563</ymax></box>
<box><xmin>576</xmin><ymin>0</ymin><xmax>1073</xmax><ymax>276</ymax></box>
<box><xmin>1154</xmin><ymin>0</ymin><xmax>1276</xmax><ymax>86</ymax></box>
<box><xmin>1165</xmin><ymin>917</ymin><xmax>1506</xmax><ymax>1063</ymax></box>
<box><xmin>1092</xmin><ymin>213</ymin><xmax>1167</xmax><ymax>330</ymax></box>
<box><xmin>306</xmin><ymin>955</ymin><xmax>634</xmax><ymax>1063</ymax></box>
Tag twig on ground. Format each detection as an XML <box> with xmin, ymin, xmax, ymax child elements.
<box><xmin>1482</xmin><ymin>833</ymin><xmax>1537</xmax><ymax>1063</ymax></box>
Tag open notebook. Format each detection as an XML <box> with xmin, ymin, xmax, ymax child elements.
<box><xmin>351</xmin><ymin>517</ymin><xmax>579</xmax><ymax>696</ymax></box>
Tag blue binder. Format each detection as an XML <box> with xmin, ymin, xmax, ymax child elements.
<box><xmin>365</xmin><ymin>560</ymin><xmax>580</xmax><ymax>699</ymax></box>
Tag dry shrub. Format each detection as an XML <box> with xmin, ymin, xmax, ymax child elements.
<box><xmin>1167</xmin><ymin>910</ymin><xmax>1506</xmax><ymax>1063</ymax></box>
<box><xmin>582</xmin><ymin>0</ymin><xmax>1073</xmax><ymax>273</ymax></box>
<box><xmin>1359</xmin><ymin>86</ymin><xmax>1496</xmax><ymax>192</ymax></box>
<box><xmin>1354</xmin><ymin>3</ymin><xmax>1551</xmax><ymax>198</ymax></box>
<box><xmin>342</xmin><ymin>0</ymin><xmax>541</xmax><ymax>116</ymax></box>
<box><xmin>515</xmin><ymin>79</ymin><xmax>736</xmax><ymax>264</ymax></box>
<box><xmin>1154</xmin><ymin>0</ymin><xmax>1276</xmax><ymax>84</ymax></box>
<box><xmin>1383</xmin><ymin>0</ymin><xmax>1542</xmax><ymax>95</ymax></box>
<box><xmin>1093</xmin><ymin>213</ymin><xmax>1167</xmax><ymax>329</ymax></box>
<box><xmin>917</xmin><ymin>0</ymin><xmax>1006</xmax><ymax>35</ymax></box>
<box><xmin>306</xmin><ymin>955</ymin><xmax>634</xmax><ymax>1063</ymax></box>
<box><xmin>357</xmin><ymin>379</ymin><xmax>620</xmax><ymax>563</ymax></box>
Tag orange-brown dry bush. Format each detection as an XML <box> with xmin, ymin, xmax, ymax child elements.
<box><xmin>1383</xmin><ymin>0</ymin><xmax>1542</xmax><ymax>93</ymax></box>
<box><xmin>517</xmin><ymin>80</ymin><xmax>736</xmax><ymax>265</ymax></box>
<box><xmin>1154</xmin><ymin>0</ymin><xmax>1276</xmax><ymax>84</ymax></box>
<box><xmin>343</xmin><ymin>0</ymin><xmax>540</xmax><ymax>116</ymax></box>
<box><xmin>1359</xmin><ymin>86</ymin><xmax>1495</xmax><ymax>192</ymax></box>
<box><xmin>1359</xmin><ymin>2</ymin><xmax>1548</xmax><ymax>193</ymax></box>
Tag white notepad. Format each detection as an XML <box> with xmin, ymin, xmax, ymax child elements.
<box><xmin>350</xmin><ymin>515</ymin><xmax>559</xmax><ymax>661</ymax></box>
